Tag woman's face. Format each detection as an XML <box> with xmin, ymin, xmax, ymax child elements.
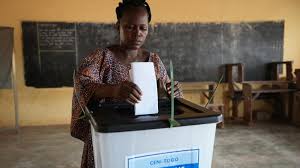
<box><xmin>119</xmin><ymin>6</ymin><xmax>149</xmax><ymax>50</ymax></box>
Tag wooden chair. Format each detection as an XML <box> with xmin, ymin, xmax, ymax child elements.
<box><xmin>225</xmin><ymin>63</ymin><xmax>244</xmax><ymax>120</ymax></box>
<box><xmin>225</xmin><ymin>61</ymin><xmax>296</xmax><ymax>125</ymax></box>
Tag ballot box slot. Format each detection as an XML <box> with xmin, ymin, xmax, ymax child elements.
<box><xmin>89</xmin><ymin>98</ymin><xmax>183</xmax><ymax>117</ymax></box>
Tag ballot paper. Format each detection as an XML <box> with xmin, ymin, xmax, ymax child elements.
<box><xmin>130</xmin><ymin>62</ymin><xmax>158</xmax><ymax>115</ymax></box>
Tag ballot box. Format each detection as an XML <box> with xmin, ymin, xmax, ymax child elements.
<box><xmin>88</xmin><ymin>98</ymin><xmax>222</xmax><ymax>168</ymax></box>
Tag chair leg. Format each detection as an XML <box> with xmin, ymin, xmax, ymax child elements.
<box><xmin>217</xmin><ymin>105</ymin><xmax>225</xmax><ymax>129</ymax></box>
<box><xmin>243</xmin><ymin>83</ymin><xmax>254</xmax><ymax>126</ymax></box>
<box><xmin>232</xmin><ymin>99</ymin><xmax>239</xmax><ymax>120</ymax></box>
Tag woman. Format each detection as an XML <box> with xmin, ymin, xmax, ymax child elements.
<box><xmin>71</xmin><ymin>0</ymin><xmax>183</xmax><ymax>167</ymax></box>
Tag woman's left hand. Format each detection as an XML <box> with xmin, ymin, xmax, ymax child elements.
<box><xmin>166</xmin><ymin>81</ymin><xmax>182</xmax><ymax>98</ymax></box>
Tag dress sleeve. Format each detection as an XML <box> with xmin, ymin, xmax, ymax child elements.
<box><xmin>156</xmin><ymin>54</ymin><xmax>171</xmax><ymax>84</ymax></box>
<box><xmin>70</xmin><ymin>49</ymin><xmax>108</xmax><ymax>142</ymax></box>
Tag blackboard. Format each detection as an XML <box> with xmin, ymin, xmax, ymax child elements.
<box><xmin>22</xmin><ymin>21</ymin><xmax>283</xmax><ymax>87</ymax></box>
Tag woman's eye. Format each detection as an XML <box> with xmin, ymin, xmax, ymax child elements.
<box><xmin>125</xmin><ymin>25</ymin><xmax>135</xmax><ymax>31</ymax></box>
<box><xmin>140</xmin><ymin>27</ymin><xmax>148</xmax><ymax>31</ymax></box>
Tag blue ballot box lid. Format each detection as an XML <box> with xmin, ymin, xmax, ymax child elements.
<box><xmin>87</xmin><ymin>98</ymin><xmax>222</xmax><ymax>133</ymax></box>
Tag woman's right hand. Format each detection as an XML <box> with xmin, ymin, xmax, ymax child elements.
<box><xmin>115</xmin><ymin>81</ymin><xmax>142</xmax><ymax>105</ymax></box>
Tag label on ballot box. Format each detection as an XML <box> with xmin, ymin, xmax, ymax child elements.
<box><xmin>126</xmin><ymin>149</ymin><xmax>199</xmax><ymax>168</ymax></box>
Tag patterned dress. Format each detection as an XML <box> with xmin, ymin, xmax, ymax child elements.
<box><xmin>71</xmin><ymin>47</ymin><xmax>182</xmax><ymax>168</ymax></box>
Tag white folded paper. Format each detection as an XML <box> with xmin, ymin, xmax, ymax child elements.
<box><xmin>130</xmin><ymin>62</ymin><xmax>158</xmax><ymax>115</ymax></box>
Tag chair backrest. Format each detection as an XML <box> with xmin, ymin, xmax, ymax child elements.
<box><xmin>268</xmin><ymin>61</ymin><xmax>293</xmax><ymax>81</ymax></box>
<box><xmin>224</xmin><ymin>63</ymin><xmax>244</xmax><ymax>83</ymax></box>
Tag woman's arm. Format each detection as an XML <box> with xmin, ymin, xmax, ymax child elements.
<box><xmin>153</xmin><ymin>53</ymin><xmax>183</xmax><ymax>98</ymax></box>
<box><xmin>71</xmin><ymin>49</ymin><xmax>105</xmax><ymax>141</ymax></box>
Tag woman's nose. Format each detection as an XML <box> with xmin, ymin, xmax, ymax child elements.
<box><xmin>133</xmin><ymin>28</ymin><xmax>142</xmax><ymax>37</ymax></box>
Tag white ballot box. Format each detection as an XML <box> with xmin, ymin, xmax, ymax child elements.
<box><xmin>88</xmin><ymin>98</ymin><xmax>222</xmax><ymax>168</ymax></box>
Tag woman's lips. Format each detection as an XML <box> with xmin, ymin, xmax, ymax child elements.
<box><xmin>133</xmin><ymin>41</ymin><xmax>142</xmax><ymax>44</ymax></box>
<box><xmin>129</xmin><ymin>41</ymin><xmax>142</xmax><ymax>46</ymax></box>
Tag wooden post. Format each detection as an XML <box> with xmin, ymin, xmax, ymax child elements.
<box><xmin>11</xmin><ymin>50</ymin><xmax>19</xmax><ymax>133</ymax></box>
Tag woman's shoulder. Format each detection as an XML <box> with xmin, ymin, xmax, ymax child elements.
<box><xmin>77</xmin><ymin>48</ymin><xmax>115</xmax><ymax>71</ymax></box>
<box><xmin>82</xmin><ymin>47</ymin><xmax>113</xmax><ymax>62</ymax></box>
<box><xmin>147</xmin><ymin>50</ymin><xmax>163</xmax><ymax>64</ymax></box>
<box><xmin>86</xmin><ymin>47</ymin><xmax>111</xmax><ymax>57</ymax></box>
